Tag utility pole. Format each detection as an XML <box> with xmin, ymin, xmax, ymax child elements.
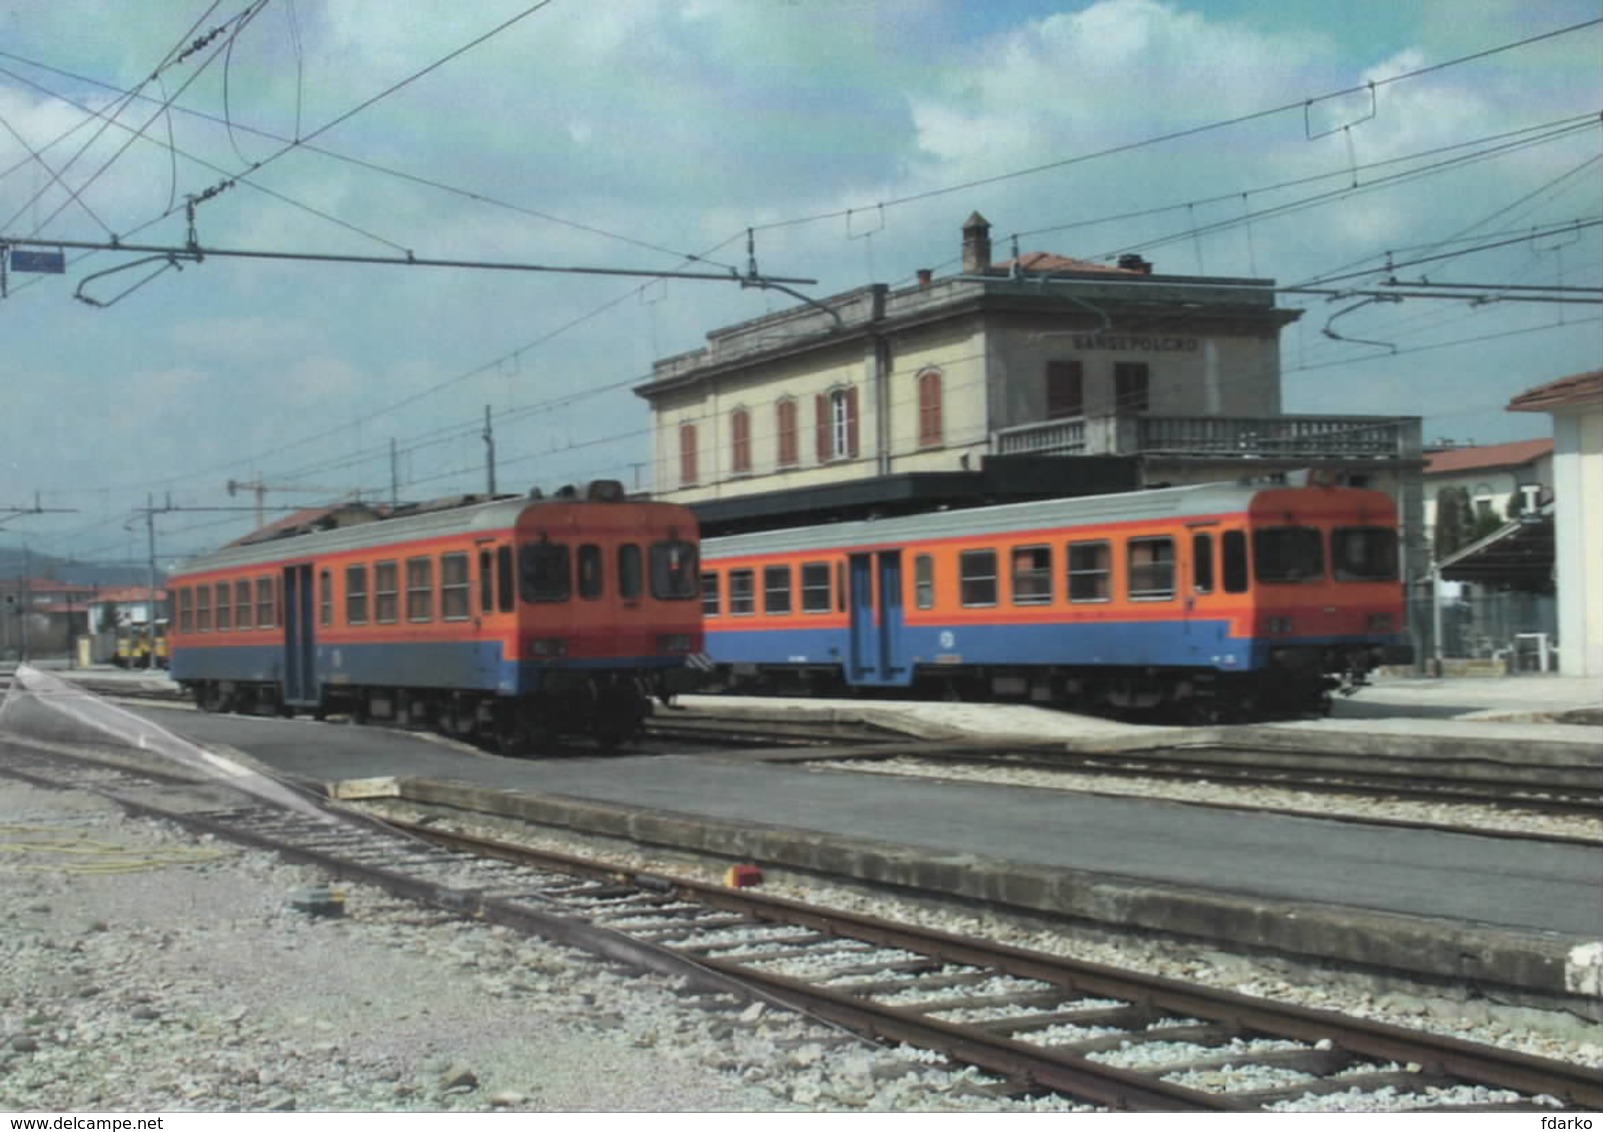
<box><xmin>19</xmin><ymin>541</ymin><xmax>29</xmax><ymax>662</ymax></box>
<box><xmin>483</xmin><ymin>406</ymin><xmax>497</xmax><ymax>497</ymax></box>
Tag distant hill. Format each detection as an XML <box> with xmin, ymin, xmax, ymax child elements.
<box><xmin>0</xmin><ymin>545</ymin><xmax>159</xmax><ymax>587</ymax></box>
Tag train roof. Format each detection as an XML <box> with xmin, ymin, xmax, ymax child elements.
<box><xmin>703</xmin><ymin>480</ymin><xmax>1385</xmax><ymax>557</ymax></box>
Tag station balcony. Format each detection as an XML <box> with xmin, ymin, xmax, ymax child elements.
<box><xmin>991</xmin><ymin>413</ymin><xmax>1420</xmax><ymax>462</ymax></box>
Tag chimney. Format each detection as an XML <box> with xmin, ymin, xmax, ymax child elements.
<box><xmin>961</xmin><ymin>212</ymin><xmax>992</xmax><ymax>275</ymax></box>
<box><xmin>916</xmin><ymin>268</ymin><xmax>932</xmax><ymax>288</ymax></box>
<box><xmin>1117</xmin><ymin>253</ymin><xmax>1152</xmax><ymax>275</ymax></box>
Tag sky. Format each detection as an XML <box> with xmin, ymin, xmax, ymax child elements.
<box><xmin>1</xmin><ymin>0</ymin><xmax>1599</xmax><ymax>568</ymax></box>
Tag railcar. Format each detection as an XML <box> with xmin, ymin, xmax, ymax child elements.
<box><xmin>699</xmin><ymin>480</ymin><xmax>1412</xmax><ymax>719</ymax></box>
<box><xmin>167</xmin><ymin>482</ymin><xmax>702</xmax><ymax>751</ymax></box>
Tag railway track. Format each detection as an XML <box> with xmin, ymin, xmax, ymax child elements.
<box><xmin>0</xmin><ymin>739</ymin><xmax>1595</xmax><ymax>1113</ymax></box>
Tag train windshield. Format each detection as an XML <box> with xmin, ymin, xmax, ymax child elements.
<box><xmin>519</xmin><ymin>541</ymin><xmax>572</xmax><ymax>602</ymax></box>
<box><xmin>649</xmin><ymin>538</ymin><xmax>699</xmax><ymax>600</ymax></box>
<box><xmin>1331</xmin><ymin>527</ymin><xmax>1399</xmax><ymax>582</ymax></box>
<box><xmin>1252</xmin><ymin>527</ymin><xmax>1324</xmax><ymax>583</ymax></box>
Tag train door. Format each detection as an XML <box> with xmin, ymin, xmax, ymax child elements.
<box><xmin>281</xmin><ymin>563</ymin><xmax>317</xmax><ymax>705</ymax></box>
<box><xmin>847</xmin><ymin>551</ymin><xmax>908</xmax><ymax>685</ymax></box>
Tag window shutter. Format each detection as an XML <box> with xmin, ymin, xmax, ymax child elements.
<box><xmin>846</xmin><ymin>387</ymin><xmax>860</xmax><ymax>457</ymax></box>
<box><xmin>815</xmin><ymin>394</ymin><xmax>829</xmax><ymax>462</ymax></box>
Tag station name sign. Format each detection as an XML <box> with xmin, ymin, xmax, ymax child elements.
<box><xmin>1071</xmin><ymin>335</ymin><xmax>1199</xmax><ymax>352</ymax></box>
<box><xmin>8</xmin><ymin>249</ymin><xmax>66</xmax><ymax>273</ymax></box>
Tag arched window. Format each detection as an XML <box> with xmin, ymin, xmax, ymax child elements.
<box><xmin>775</xmin><ymin>398</ymin><xmax>798</xmax><ymax>468</ymax></box>
<box><xmin>730</xmin><ymin>408</ymin><xmax>752</xmax><ymax>474</ymax></box>
<box><xmin>816</xmin><ymin>387</ymin><xmax>859</xmax><ymax>461</ymax></box>
<box><xmin>917</xmin><ymin>368</ymin><xmax>943</xmax><ymax>448</ymax></box>
<box><xmin>678</xmin><ymin>422</ymin><xmax>698</xmax><ymax>487</ymax></box>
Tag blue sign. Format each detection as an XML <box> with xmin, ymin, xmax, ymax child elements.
<box><xmin>9</xmin><ymin>249</ymin><xmax>66</xmax><ymax>273</ymax></box>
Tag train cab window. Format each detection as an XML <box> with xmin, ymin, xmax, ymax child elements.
<box><xmin>235</xmin><ymin>581</ymin><xmax>253</xmax><ymax>629</ymax></box>
<box><xmin>576</xmin><ymin>545</ymin><xmax>603</xmax><ymax>601</ymax></box>
<box><xmin>215</xmin><ymin>583</ymin><xmax>232</xmax><ymax>631</ymax></box>
<box><xmin>802</xmin><ymin>562</ymin><xmax>832</xmax><ymax>613</ymax></box>
<box><xmin>618</xmin><ymin>544</ymin><xmax>642</xmax><ymax>601</ymax></box>
<box><xmin>701</xmin><ymin>572</ymin><xmax>720</xmax><ymax>617</ymax></box>
<box><xmin>520</xmin><ymin>541</ymin><xmax>571</xmax><ymax>603</ymax></box>
<box><xmin>478</xmin><ymin>551</ymin><xmax>494</xmax><ymax>614</ymax></box>
<box><xmin>319</xmin><ymin>571</ymin><xmax>333</xmax><ymax>627</ymax></box>
<box><xmin>406</xmin><ymin>557</ymin><xmax>434</xmax><ymax>621</ymax></box>
<box><xmin>959</xmin><ymin>550</ymin><xmax>998</xmax><ymax>607</ymax></box>
<box><xmin>496</xmin><ymin>546</ymin><xmax>515</xmax><ymax>613</ymax></box>
<box><xmin>347</xmin><ymin>565</ymin><xmax>369</xmax><ymax>624</ymax></box>
<box><xmin>764</xmin><ymin>566</ymin><xmax>792</xmax><ymax>615</ymax></box>
<box><xmin>1067</xmin><ymin>540</ymin><xmax>1111</xmax><ymax>602</ymax></box>
<box><xmin>178</xmin><ymin>588</ymin><xmax>193</xmax><ymax>634</ymax></box>
<box><xmin>256</xmin><ymin>576</ymin><xmax>276</xmax><ymax>628</ymax></box>
<box><xmin>913</xmin><ymin>555</ymin><xmax>934</xmax><ymax>610</ymax></box>
<box><xmin>1222</xmin><ymin>532</ymin><xmax>1249</xmax><ymax>593</ymax></box>
<box><xmin>649</xmin><ymin>538</ymin><xmax>699</xmax><ymax>600</ymax></box>
<box><xmin>441</xmin><ymin>553</ymin><xmax>471</xmax><ymax>620</ymax></box>
<box><xmin>1192</xmin><ymin>533</ymin><xmax>1215</xmax><ymax>594</ymax></box>
<box><xmin>1011</xmin><ymin>545</ymin><xmax>1052</xmax><ymax>605</ymax></box>
<box><xmin>729</xmin><ymin>570</ymin><xmax>755</xmax><ymax>615</ymax></box>
<box><xmin>196</xmin><ymin>586</ymin><xmax>212</xmax><ymax>632</ymax></box>
<box><xmin>1253</xmin><ymin>527</ymin><xmax>1324</xmax><ymax>583</ymax></box>
<box><xmin>1127</xmin><ymin>538</ymin><xmax>1175</xmax><ymax>601</ymax></box>
<box><xmin>374</xmin><ymin>561</ymin><xmax>399</xmax><ymax>624</ymax></box>
<box><xmin>1332</xmin><ymin>528</ymin><xmax>1398</xmax><ymax>582</ymax></box>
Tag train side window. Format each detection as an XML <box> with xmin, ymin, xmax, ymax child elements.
<box><xmin>802</xmin><ymin>562</ymin><xmax>831</xmax><ymax>613</ymax></box>
<box><xmin>236</xmin><ymin>581</ymin><xmax>253</xmax><ymax>629</ymax></box>
<box><xmin>1067</xmin><ymin>540</ymin><xmax>1110</xmax><ymax>602</ymax></box>
<box><xmin>256</xmin><ymin>576</ymin><xmax>276</xmax><ymax>628</ymax></box>
<box><xmin>196</xmin><ymin>585</ymin><xmax>212</xmax><ymax>632</ymax></box>
<box><xmin>764</xmin><ymin>565</ymin><xmax>792</xmax><ymax>615</ymax></box>
<box><xmin>177</xmin><ymin>588</ymin><xmax>193</xmax><ymax>634</ymax></box>
<box><xmin>521</xmin><ymin>541</ymin><xmax>571</xmax><ymax>603</ymax></box>
<box><xmin>577</xmin><ymin>544</ymin><xmax>603</xmax><ymax>601</ymax></box>
<box><xmin>406</xmin><ymin>557</ymin><xmax>434</xmax><ymax>621</ymax></box>
<box><xmin>374</xmin><ymin>562</ymin><xmax>399</xmax><ymax>623</ymax></box>
<box><xmin>346</xmin><ymin>565</ymin><xmax>369</xmax><ymax>624</ymax></box>
<box><xmin>618</xmin><ymin>544</ymin><xmax>642</xmax><ymax>601</ymax></box>
<box><xmin>913</xmin><ymin>555</ymin><xmax>934</xmax><ymax>610</ymax></box>
<box><xmin>729</xmin><ymin>569</ymin><xmax>755</xmax><ymax>615</ymax></box>
<box><xmin>496</xmin><ymin>547</ymin><xmax>515</xmax><ymax>612</ymax></box>
<box><xmin>441</xmin><ymin>553</ymin><xmax>471</xmax><ymax>620</ymax></box>
<box><xmin>318</xmin><ymin>571</ymin><xmax>333</xmax><ymax>627</ymax></box>
<box><xmin>1128</xmin><ymin>537</ymin><xmax>1175</xmax><ymax>601</ymax></box>
<box><xmin>1192</xmin><ymin>533</ymin><xmax>1215</xmax><ymax>594</ymax></box>
<box><xmin>479</xmin><ymin>551</ymin><xmax>494</xmax><ymax>614</ymax></box>
<box><xmin>701</xmin><ymin>572</ymin><xmax>720</xmax><ymax>617</ymax></box>
<box><xmin>1011</xmin><ymin>545</ymin><xmax>1052</xmax><ymax>605</ymax></box>
<box><xmin>1222</xmin><ymin>531</ymin><xmax>1249</xmax><ymax>593</ymax></box>
<box><xmin>215</xmin><ymin>583</ymin><xmax>232</xmax><ymax>631</ymax></box>
<box><xmin>960</xmin><ymin>550</ymin><xmax>997</xmax><ymax>607</ymax></box>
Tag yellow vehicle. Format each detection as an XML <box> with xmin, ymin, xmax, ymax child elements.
<box><xmin>113</xmin><ymin>624</ymin><xmax>169</xmax><ymax>669</ymax></box>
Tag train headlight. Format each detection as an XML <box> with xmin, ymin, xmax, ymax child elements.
<box><xmin>527</xmin><ymin>637</ymin><xmax>568</xmax><ymax>658</ymax></box>
<box><xmin>1367</xmin><ymin>613</ymin><xmax>1394</xmax><ymax>632</ymax></box>
<box><xmin>657</xmin><ymin>633</ymin><xmax>692</xmax><ymax>653</ymax></box>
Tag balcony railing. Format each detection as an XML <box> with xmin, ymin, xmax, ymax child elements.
<box><xmin>992</xmin><ymin>417</ymin><xmax>1087</xmax><ymax>456</ymax></box>
<box><xmin>992</xmin><ymin>414</ymin><xmax>1416</xmax><ymax>460</ymax></box>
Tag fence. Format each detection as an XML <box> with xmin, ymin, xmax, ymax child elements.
<box><xmin>1409</xmin><ymin>589</ymin><xmax>1560</xmax><ymax>672</ymax></box>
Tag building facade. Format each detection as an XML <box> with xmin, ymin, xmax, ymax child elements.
<box><xmin>637</xmin><ymin>213</ymin><xmax>1300</xmax><ymax>505</ymax></box>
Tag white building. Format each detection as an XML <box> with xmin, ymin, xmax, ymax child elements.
<box><xmin>1508</xmin><ymin>369</ymin><xmax>1603</xmax><ymax>677</ymax></box>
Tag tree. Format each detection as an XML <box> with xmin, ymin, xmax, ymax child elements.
<box><xmin>1433</xmin><ymin>486</ymin><xmax>1474</xmax><ymax>560</ymax></box>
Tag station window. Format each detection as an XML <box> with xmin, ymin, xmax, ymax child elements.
<box><xmin>701</xmin><ymin>572</ymin><xmax>720</xmax><ymax>618</ymax></box>
<box><xmin>196</xmin><ymin>585</ymin><xmax>212</xmax><ymax>632</ymax></box>
<box><xmin>913</xmin><ymin>555</ymin><xmax>934</xmax><ymax>610</ymax></box>
<box><xmin>374</xmin><ymin>561</ymin><xmax>399</xmax><ymax>624</ymax></box>
<box><xmin>256</xmin><ymin>577</ymin><xmax>275</xmax><ymax>628</ymax></box>
<box><xmin>346</xmin><ymin>565</ymin><xmax>369</xmax><ymax>625</ymax></box>
<box><xmin>496</xmin><ymin>546</ymin><xmax>515</xmax><ymax>612</ymax></box>
<box><xmin>319</xmin><ymin>570</ymin><xmax>333</xmax><ymax>627</ymax></box>
<box><xmin>441</xmin><ymin>553</ymin><xmax>470</xmax><ymax>620</ymax></box>
<box><xmin>235</xmin><ymin>581</ymin><xmax>252</xmax><ymax>629</ymax></box>
<box><xmin>577</xmin><ymin>544</ymin><xmax>603</xmax><ymax>601</ymax></box>
<box><xmin>764</xmin><ymin>565</ymin><xmax>792</xmax><ymax>615</ymax></box>
<box><xmin>1222</xmin><ymin>531</ymin><xmax>1249</xmax><ymax>594</ymax></box>
<box><xmin>215</xmin><ymin>583</ymin><xmax>232</xmax><ymax>631</ymax></box>
<box><xmin>177</xmin><ymin>588</ymin><xmax>193</xmax><ymax>634</ymax></box>
<box><xmin>801</xmin><ymin>562</ymin><xmax>831</xmax><ymax>613</ymax></box>
<box><xmin>521</xmin><ymin>540</ymin><xmax>571</xmax><ymax>603</ymax></box>
<box><xmin>959</xmin><ymin>550</ymin><xmax>997</xmax><ymax>607</ymax></box>
<box><xmin>1192</xmin><ymin>533</ymin><xmax>1215</xmax><ymax>594</ymax></box>
<box><xmin>729</xmin><ymin>569</ymin><xmax>755</xmax><ymax>616</ymax></box>
<box><xmin>618</xmin><ymin>544</ymin><xmax>642</xmax><ymax>601</ymax></box>
<box><xmin>1114</xmin><ymin>362</ymin><xmax>1149</xmax><ymax>412</ymax></box>
<box><xmin>1067</xmin><ymin>541</ymin><xmax>1111</xmax><ymax>602</ymax></box>
<box><xmin>406</xmin><ymin>557</ymin><xmax>434</xmax><ymax>621</ymax></box>
<box><xmin>1128</xmin><ymin>537</ymin><xmax>1175</xmax><ymax>601</ymax></box>
<box><xmin>1011</xmin><ymin>545</ymin><xmax>1052</xmax><ymax>605</ymax></box>
<box><xmin>478</xmin><ymin>550</ymin><xmax>494</xmax><ymax>614</ymax></box>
